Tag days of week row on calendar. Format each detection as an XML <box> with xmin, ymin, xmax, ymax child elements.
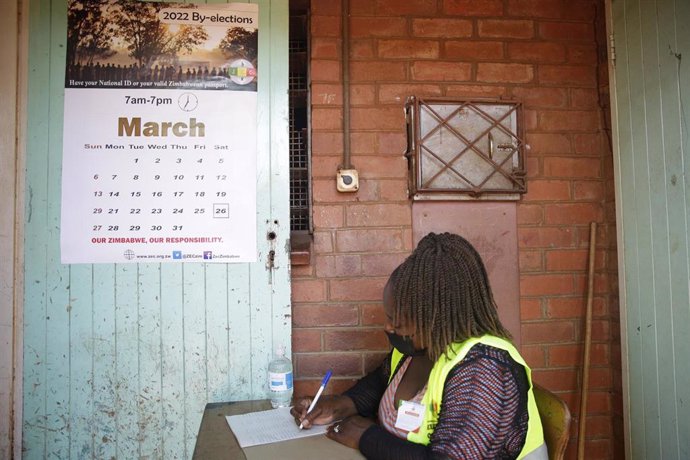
<box><xmin>83</xmin><ymin>143</ymin><xmax>229</xmax><ymax>151</ymax></box>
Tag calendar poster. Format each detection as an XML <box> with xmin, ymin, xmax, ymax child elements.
<box><xmin>61</xmin><ymin>0</ymin><xmax>259</xmax><ymax>263</ymax></box>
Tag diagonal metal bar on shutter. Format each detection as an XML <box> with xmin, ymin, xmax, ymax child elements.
<box><xmin>406</xmin><ymin>97</ymin><xmax>527</xmax><ymax>200</ymax></box>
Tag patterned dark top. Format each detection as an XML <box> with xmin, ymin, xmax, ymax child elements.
<box><xmin>343</xmin><ymin>343</ymin><xmax>529</xmax><ymax>460</ymax></box>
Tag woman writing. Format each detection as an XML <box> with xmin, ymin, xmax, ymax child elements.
<box><xmin>291</xmin><ymin>232</ymin><xmax>546</xmax><ymax>459</ymax></box>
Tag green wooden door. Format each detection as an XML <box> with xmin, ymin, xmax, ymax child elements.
<box><xmin>23</xmin><ymin>1</ymin><xmax>290</xmax><ymax>458</ymax></box>
<box><xmin>610</xmin><ymin>0</ymin><xmax>690</xmax><ymax>457</ymax></box>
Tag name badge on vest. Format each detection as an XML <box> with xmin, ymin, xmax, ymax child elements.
<box><xmin>395</xmin><ymin>400</ymin><xmax>425</xmax><ymax>432</ymax></box>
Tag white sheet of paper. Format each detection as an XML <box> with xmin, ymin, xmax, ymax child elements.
<box><xmin>226</xmin><ymin>407</ymin><xmax>329</xmax><ymax>448</ymax></box>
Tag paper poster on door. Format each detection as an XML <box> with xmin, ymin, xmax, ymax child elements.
<box><xmin>60</xmin><ymin>0</ymin><xmax>258</xmax><ymax>264</ymax></box>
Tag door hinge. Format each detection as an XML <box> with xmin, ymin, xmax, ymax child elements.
<box><xmin>609</xmin><ymin>33</ymin><xmax>616</xmax><ymax>67</ymax></box>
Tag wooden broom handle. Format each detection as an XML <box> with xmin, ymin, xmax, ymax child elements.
<box><xmin>577</xmin><ymin>222</ymin><xmax>597</xmax><ymax>460</ymax></box>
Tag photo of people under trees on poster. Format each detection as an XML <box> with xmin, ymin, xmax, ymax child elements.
<box><xmin>65</xmin><ymin>0</ymin><xmax>258</xmax><ymax>91</ymax></box>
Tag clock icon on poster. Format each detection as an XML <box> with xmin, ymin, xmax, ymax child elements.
<box><xmin>178</xmin><ymin>92</ymin><xmax>198</xmax><ymax>112</ymax></box>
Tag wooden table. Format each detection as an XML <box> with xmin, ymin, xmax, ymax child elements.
<box><xmin>193</xmin><ymin>400</ymin><xmax>365</xmax><ymax>460</ymax></box>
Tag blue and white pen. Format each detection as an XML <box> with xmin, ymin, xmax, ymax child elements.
<box><xmin>299</xmin><ymin>369</ymin><xmax>332</xmax><ymax>430</ymax></box>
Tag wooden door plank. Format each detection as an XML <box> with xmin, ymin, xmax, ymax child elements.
<box><xmin>160</xmin><ymin>264</ymin><xmax>186</xmax><ymax>458</ymax></box>
<box><xmin>92</xmin><ymin>264</ymin><xmax>118</xmax><ymax>459</ymax></box>
<box><xmin>23</xmin><ymin>0</ymin><xmax>52</xmax><ymax>454</ymax></box>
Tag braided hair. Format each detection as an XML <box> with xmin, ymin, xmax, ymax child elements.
<box><xmin>390</xmin><ymin>232</ymin><xmax>511</xmax><ymax>361</ymax></box>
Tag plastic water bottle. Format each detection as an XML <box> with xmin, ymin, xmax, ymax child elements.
<box><xmin>268</xmin><ymin>345</ymin><xmax>293</xmax><ymax>408</ymax></box>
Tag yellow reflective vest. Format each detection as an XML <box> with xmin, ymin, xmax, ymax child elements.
<box><xmin>388</xmin><ymin>335</ymin><xmax>547</xmax><ymax>459</ymax></box>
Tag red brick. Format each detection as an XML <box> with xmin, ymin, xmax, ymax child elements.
<box><xmin>361</xmin><ymin>252</ymin><xmax>408</xmax><ymax>277</ymax></box>
<box><xmin>350</xmin><ymin>39</ymin><xmax>376</xmax><ymax>59</ymax></box>
<box><xmin>544</xmin><ymin>203</ymin><xmax>603</xmax><ymax>225</ymax></box>
<box><xmin>361</xmin><ymin>303</ymin><xmax>386</xmax><ymax>326</ymax></box>
<box><xmin>378</xmin><ymin>39</ymin><xmax>440</xmax><ymax>59</ymax></box>
<box><xmin>531</xmin><ymin>368</ymin><xmax>578</xmax><ymax>391</ymax></box>
<box><xmin>444</xmin><ymin>41</ymin><xmax>504</xmax><ymax>60</ymax></box>
<box><xmin>378</xmin><ymin>84</ymin><xmax>442</xmax><ymax>104</ymax></box>
<box><xmin>313</xmin><ymin>179</ymin><xmax>364</xmax><ymax>203</ymax></box>
<box><xmin>312</xmin><ymin>38</ymin><xmax>340</xmax><ymax>59</ymax></box>
<box><xmin>411</xmin><ymin>61</ymin><xmax>472</xmax><ymax>81</ymax></box>
<box><xmin>526</xmin><ymin>133</ymin><xmax>571</xmax><ymax>154</ymax></box>
<box><xmin>589</xmin><ymin>319</ymin><xmax>610</xmax><ymax>342</ymax></box>
<box><xmin>523</xmin><ymin>109</ymin><xmax>538</xmax><ymax>130</ymax></box>
<box><xmin>293</xmin><ymin>305</ymin><xmax>359</xmax><ymax>327</ymax></box>
<box><xmin>525</xmin><ymin>155</ymin><xmax>540</xmax><ymax>178</ymax></box>
<box><xmin>376</xmin><ymin>0</ymin><xmax>438</xmax><ymax>15</ymax></box>
<box><xmin>311</xmin><ymin>59</ymin><xmax>341</xmax><ymax>81</ymax></box>
<box><xmin>586</xmin><ymin>390</ymin><xmax>612</xmax><ymax>413</ymax></box>
<box><xmin>377</xmin><ymin>132</ymin><xmax>408</xmax><ymax>155</ymax></box>
<box><xmin>292</xmin><ymin>279</ymin><xmax>328</xmax><ymax>302</ymax></box>
<box><xmin>512</xmin><ymin>87</ymin><xmax>567</xmax><ymax>108</ymax></box>
<box><xmin>312</xmin><ymin>83</ymin><xmax>343</xmax><ymax>106</ymax></box>
<box><xmin>520</xmin><ymin>250</ymin><xmax>543</xmax><ymax>272</ymax></box>
<box><xmin>584</xmin><ymin>415</ymin><xmax>613</xmax><ymax>439</ymax></box>
<box><xmin>522</xmin><ymin>321</ymin><xmax>576</xmax><ymax>344</ymax></box>
<box><xmin>539</xmin><ymin>110</ymin><xmax>600</xmax><ymax>132</ymax></box>
<box><xmin>508</xmin><ymin>42</ymin><xmax>566</xmax><ymax>63</ymax></box>
<box><xmin>292</xmin><ymin>329</ymin><xmax>322</xmax><ymax>352</ymax></box>
<box><xmin>570</xmin><ymin>88</ymin><xmax>599</xmax><ymax>109</ymax></box>
<box><xmin>547</xmin><ymin>343</ymin><xmax>582</xmax><ymax>367</ymax></box>
<box><xmin>315</xmin><ymin>254</ymin><xmax>362</xmax><ymax>277</ymax></box>
<box><xmin>312</xmin><ymin>133</ymin><xmax>343</xmax><ymax>155</ymax></box>
<box><xmin>324</xmin><ymin>329</ymin><xmax>389</xmax><ymax>351</ymax></box>
<box><xmin>349</xmin><ymin>0</ymin><xmax>375</xmax><ymax>14</ymax></box>
<box><xmin>364</xmin><ymin>352</ymin><xmax>390</xmax><ymax>373</ymax></box>
<box><xmin>311</xmin><ymin>0</ymin><xmax>342</xmax><ymax>16</ymax></box>
<box><xmin>311</xmin><ymin>155</ymin><xmax>342</xmax><ymax>179</ymax></box>
<box><xmin>350</xmin><ymin>61</ymin><xmax>407</xmax><ymax>81</ymax></box>
<box><xmin>351</xmin><ymin>84</ymin><xmax>376</xmax><ymax>105</ymax></box>
<box><xmin>539</xmin><ymin>21</ymin><xmax>594</xmax><ymax>42</ymax></box>
<box><xmin>521</xmin><ymin>298</ymin><xmax>543</xmax><ymax>321</ymax></box>
<box><xmin>313</xmin><ymin>205</ymin><xmax>345</xmax><ymax>228</ymax></box>
<box><xmin>446</xmin><ymin>84</ymin><xmax>507</xmax><ymax>98</ymax></box>
<box><xmin>517</xmin><ymin>204</ymin><xmax>543</xmax><ymax>225</ymax></box>
<box><xmin>547</xmin><ymin>296</ymin><xmax>606</xmax><ymax>319</ymax></box>
<box><xmin>412</xmin><ymin>19</ymin><xmax>473</xmax><ymax>38</ymax></box>
<box><xmin>346</xmin><ymin>203</ymin><xmax>410</xmax><ymax>227</ymax></box>
<box><xmin>587</xmin><ymin>367</ymin><xmax>613</xmax><ymax>389</ymax></box>
<box><xmin>518</xmin><ymin>227</ymin><xmax>575</xmax><ymax>248</ymax></box>
<box><xmin>506</xmin><ymin>0</ymin><xmax>566</xmax><ymax>18</ymax></box>
<box><xmin>442</xmin><ymin>0</ymin><xmax>503</xmax><ymax>16</ymax></box>
<box><xmin>350</xmin><ymin>132</ymin><xmax>378</xmax><ymax>154</ymax></box>
<box><xmin>539</xmin><ymin>65</ymin><xmax>597</xmax><ymax>86</ymax></box>
<box><xmin>379</xmin><ymin>179</ymin><xmax>409</xmax><ymax>200</ymax></box>
<box><xmin>297</xmin><ymin>353</ymin><xmax>361</xmax><ymax>377</ymax></box>
<box><xmin>312</xmin><ymin>15</ymin><xmax>341</xmax><ymax>37</ymax></box>
<box><xmin>543</xmin><ymin>157</ymin><xmax>601</xmax><ymax>178</ymax></box>
<box><xmin>350</xmin><ymin>108</ymin><xmax>403</xmax><ymax>130</ymax></box>
<box><xmin>521</xmin><ymin>345</ymin><xmax>546</xmax><ymax>368</ymax></box>
<box><xmin>477</xmin><ymin>63</ymin><xmax>534</xmax><ymax>83</ymax></box>
<box><xmin>330</xmin><ymin>278</ymin><xmax>387</xmax><ymax>302</ymax></box>
<box><xmin>546</xmin><ymin>249</ymin><xmax>590</xmax><ymax>271</ymax></box>
<box><xmin>314</xmin><ymin>231</ymin><xmax>334</xmax><ymax>253</ymax></box>
<box><xmin>574</xmin><ymin>181</ymin><xmax>605</xmax><ymax>201</ymax></box>
<box><xmin>291</xmin><ymin>265</ymin><xmax>313</xmax><ymax>278</ymax></box>
<box><xmin>350</xmin><ymin>17</ymin><xmax>407</xmax><ymax>37</ymax></box>
<box><xmin>524</xmin><ymin>180</ymin><xmax>571</xmax><ymax>201</ymax></box>
<box><xmin>478</xmin><ymin>20</ymin><xmax>535</xmax><ymax>39</ymax></box>
<box><xmin>520</xmin><ymin>274</ymin><xmax>574</xmax><ymax>296</ymax></box>
<box><xmin>312</xmin><ymin>108</ymin><xmax>342</xmax><ymax>130</ymax></box>
<box><xmin>573</xmin><ymin>133</ymin><xmax>604</xmax><ymax>155</ymax></box>
<box><xmin>354</xmin><ymin>155</ymin><xmax>407</xmax><ymax>179</ymax></box>
<box><xmin>568</xmin><ymin>44</ymin><xmax>597</xmax><ymax>65</ymax></box>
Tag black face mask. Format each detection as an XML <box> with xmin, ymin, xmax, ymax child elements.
<box><xmin>386</xmin><ymin>331</ymin><xmax>425</xmax><ymax>357</ymax></box>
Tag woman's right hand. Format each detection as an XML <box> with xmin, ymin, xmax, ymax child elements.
<box><xmin>290</xmin><ymin>395</ymin><xmax>357</xmax><ymax>429</ymax></box>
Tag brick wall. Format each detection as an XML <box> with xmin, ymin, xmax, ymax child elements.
<box><xmin>292</xmin><ymin>0</ymin><xmax>622</xmax><ymax>458</ymax></box>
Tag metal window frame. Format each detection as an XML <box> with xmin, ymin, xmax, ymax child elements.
<box><xmin>406</xmin><ymin>97</ymin><xmax>527</xmax><ymax>201</ymax></box>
